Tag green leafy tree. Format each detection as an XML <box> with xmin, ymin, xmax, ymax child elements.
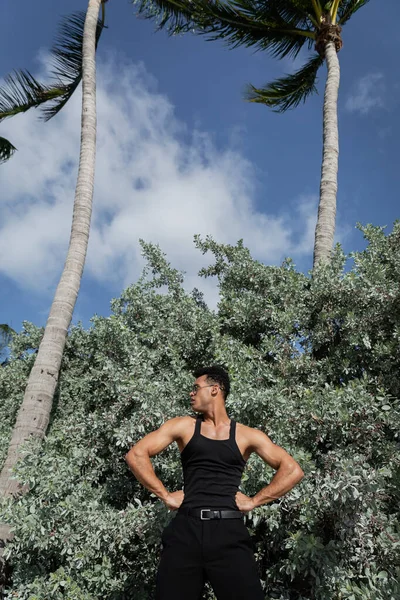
<box><xmin>0</xmin><ymin>0</ymin><xmax>107</xmax><ymax>553</ymax></box>
<box><xmin>0</xmin><ymin>232</ymin><xmax>399</xmax><ymax>599</ymax></box>
<box><xmin>134</xmin><ymin>0</ymin><xmax>370</xmax><ymax>268</ymax></box>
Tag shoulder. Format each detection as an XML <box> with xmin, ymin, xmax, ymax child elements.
<box><xmin>236</xmin><ymin>422</ymin><xmax>272</xmax><ymax>448</ymax></box>
<box><xmin>161</xmin><ymin>415</ymin><xmax>196</xmax><ymax>435</ymax></box>
<box><xmin>236</xmin><ymin>422</ymin><xmax>298</xmax><ymax>469</ymax></box>
<box><xmin>235</xmin><ymin>422</ymin><xmax>266</xmax><ymax>436</ymax></box>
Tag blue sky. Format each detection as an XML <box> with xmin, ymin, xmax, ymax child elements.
<box><xmin>1</xmin><ymin>0</ymin><xmax>398</xmax><ymax>332</ymax></box>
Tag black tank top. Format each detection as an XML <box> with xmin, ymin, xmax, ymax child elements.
<box><xmin>180</xmin><ymin>414</ymin><xmax>247</xmax><ymax>510</ymax></box>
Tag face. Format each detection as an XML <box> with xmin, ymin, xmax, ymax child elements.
<box><xmin>189</xmin><ymin>375</ymin><xmax>218</xmax><ymax>412</ymax></box>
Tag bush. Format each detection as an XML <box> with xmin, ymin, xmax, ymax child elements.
<box><xmin>1</xmin><ymin>230</ymin><xmax>399</xmax><ymax>599</ymax></box>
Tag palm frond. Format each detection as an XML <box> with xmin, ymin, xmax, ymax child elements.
<box><xmin>338</xmin><ymin>0</ymin><xmax>370</xmax><ymax>25</ymax></box>
<box><xmin>0</xmin><ymin>70</ymin><xmax>64</xmax><ymax>123</ymax></box>
<box><xmin>133</xmin><ymin>0</ymin><xmax>198</xmax><ymax>34</ymax></box>
<box><xmin>134</xmin><ymin>0</ymin><xmax>314</xmax><ymax>59</ymax></box>
<box><xmin>0</xmin><ymin>12</ymin><xmax>104</xmax><ymax>125</ymax></box>
<box><xmin>0</xmin><ymin>70</ymin><xmax>67</xmax><ymax>164</ymax></box>
<box><xmin>250</xmin><ymin>0</ymin><xmax>318</xmax><ymax>30</ymax></box>
<box><xmin>0</xmin><ymin>324</ymin><xmax>15</xmax><ymax>336</ymax></box>
<box><xmin>246</xmin><ymin>52</ymin><xmax>323</xmax><ymax>112</ymax></box>
<box><xmin>0</xmin><ymin>324</ymin><xmax>15</xmax><ymax>361</ymax></box>
<box><xmin>42</xmin><ymin>11</ymin><xmax>105</xmax><ymax>120</ymax></box>
<box><xmin>0</xmin><ymin>137</ymin><xmax>17</xmax><ymax>164</ymax></box>
<box><xmin>0</xmin><ymin>324</ymin><xmax>15</xmax><ymax>344</ymax></box>
<box><xmin>0</xmin><ymin>10</ymin><xmax>105</xmax><ymax>164</ymax></box>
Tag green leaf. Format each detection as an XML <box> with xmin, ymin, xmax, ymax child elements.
<box><xmin>246</xmin><ymin>52</ymin><xmax>323</xmax><ymax>112</ymax></box>
<box><xmin>377</xmin><ymin>571</ymin><xmax>388</xmax><ymax>579</ymax></box>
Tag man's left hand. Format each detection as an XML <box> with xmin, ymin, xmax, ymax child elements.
<box><xmin>235</xmin><ymin>491</ymin><xmax>255</xmax><ymax>513</ymax></box>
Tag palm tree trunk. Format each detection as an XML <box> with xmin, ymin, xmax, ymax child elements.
<box><xmin>313</xmin><ymin>39</ymin><xmax>340</xmax><ymax>268</ymax></box>
<box><xmin>0</xmin><ymin>0</ymin><xmax>102</xmax><ymax>547</ymax></box>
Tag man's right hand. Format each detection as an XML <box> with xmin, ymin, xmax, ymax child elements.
<box><xmin>163</xmin><ymin>490</ymin><xmax>184</xmax><ymax>511</ymax></box>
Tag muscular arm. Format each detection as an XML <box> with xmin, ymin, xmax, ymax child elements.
<box><xmin>251</xmin><ymin>430</ymin><xmax>304</xmax><ymax>508</ymax></box>
<box><xmin>125</xmin><ymin>417</ymin><xmax>185</xmax><ymax>508</ymax></box>
<box><xmin>237</xmin><ymin>429</ymin><xmax>304</xmax><ymax>511</ymax></box>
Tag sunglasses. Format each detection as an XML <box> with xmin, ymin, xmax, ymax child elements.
<box><xmin>191</xmin><ymin>384</ymin><xmax>221</xmax><ymax>394</ymax></box>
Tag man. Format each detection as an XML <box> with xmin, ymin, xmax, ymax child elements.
<box><xmin>125</xmin><ymin>365</ymin><xmax>304</xmax><ymax>599</ymax></box>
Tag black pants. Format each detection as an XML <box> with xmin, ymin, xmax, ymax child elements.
<box><xmin>155</xmin><ymin>512</ymin><xmax>265</xmax><ymax>599</ymax></box>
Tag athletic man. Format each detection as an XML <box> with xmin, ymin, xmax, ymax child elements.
<box><xmin>125</xmin><ymin>365</ymin><xmax>304</xmax><ymax>599</ymax></box>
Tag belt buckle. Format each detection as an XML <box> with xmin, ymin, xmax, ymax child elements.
<box><xmin>200</xmin><ymin>509</ymin><xmax>212</xmax><ymax>520</ymax></box>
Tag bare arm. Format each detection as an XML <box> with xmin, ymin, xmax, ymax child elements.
<box><xmin>251</xmin><ymin>430</ymin><xmax>304</xmax><ymax>508</ymax></box>
<box><xmin>236</xmin><ymin>429</ymin><xmax>304</xmax><ymax>511</ymax></box>
<box><xmin>125</xmin><ymin>417</ymin><xmax>185</xmax><ymax>509</ymax></box>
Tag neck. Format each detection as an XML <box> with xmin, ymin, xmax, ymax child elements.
<box><xmin>201</xmin><ymin>403</ymin><xmax>230</xmax><ymax>427</ymax></box>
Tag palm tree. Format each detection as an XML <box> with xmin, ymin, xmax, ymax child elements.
<box><xmin>134</xmin><ymin>0</ymin><xmax>370</xmax><ymax>267</ymax></box>
<box><xmin>0</xmin><ymin>0</ymin><xmax>106</xmax><ymax>549</ymax></box>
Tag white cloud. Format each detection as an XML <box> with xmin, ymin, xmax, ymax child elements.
<box><xmin>1</xmin><ymin>57</ymin><xmax>318</xmax><ymax>307</ymax></box>
<box><xmin>345</xmin><ymin>73</ymin><xmax>385</xmax><ymax>115</ymax></box>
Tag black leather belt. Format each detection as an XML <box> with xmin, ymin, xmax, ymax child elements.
<box><xmin>179</xmin><ymin>508</ymin><xmax>243</xmax><ymax>520</ymax></box>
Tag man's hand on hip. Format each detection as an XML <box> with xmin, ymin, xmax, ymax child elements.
<box><xmin>164</xmin><ymin>490</ymin><xmax>185</xmax><ymax>511</ymax></box>
<box><xmin>235</xmin><ymin>491</ymin><xmax>255</xmax><ymax>513</ymax></box>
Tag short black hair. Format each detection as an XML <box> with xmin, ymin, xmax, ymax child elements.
<box><xmin>193</xmin><ymin>365</ymin><xmax>230</xmax><ymax>400</ymax></box>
